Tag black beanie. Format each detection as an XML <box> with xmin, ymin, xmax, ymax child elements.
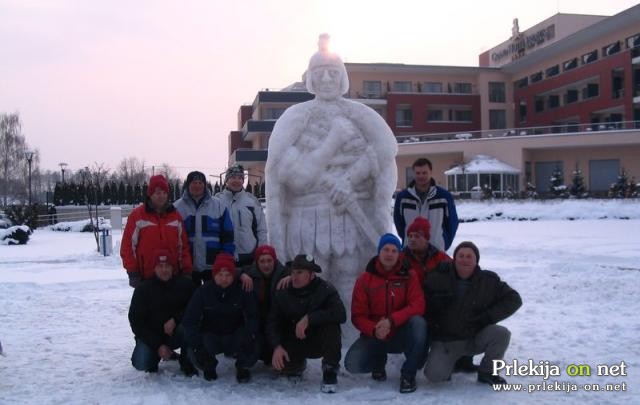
<box><xmin>453</xmin><ymin>241</ymin><xmax>480</xmax><ymax>264</ymax></box>
<box><xmin>185</xmin><ymin>171</ymin><xmax>206</xmax><ymax>187</ymax></box>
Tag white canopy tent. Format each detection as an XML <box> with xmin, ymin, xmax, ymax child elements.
<box><xmin>445</xmin><ymin>155</ymin><xmax>521</xmax><ymax>195</ymax></box>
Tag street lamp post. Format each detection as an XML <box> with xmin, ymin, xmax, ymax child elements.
<box><xmin>25</xmin><ymin>150</ymin><xmax>34</xmax><ymax>205</ymax></box>
<box><xmin>59</xmin><ymin>162</ymin><xmax>68</xmax><ymax>184</ymax></box>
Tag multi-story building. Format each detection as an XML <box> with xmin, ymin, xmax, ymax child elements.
<box><xmin>228</xmin><ymin>4</ymin><xmax>640</xmax><ymax>196</ymax></box>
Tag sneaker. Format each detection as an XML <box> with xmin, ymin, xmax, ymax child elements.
<box><xmin>477</xmin><ymin>371</ymin><xmax>507</xmax><ymax>385</ymax></box>
<box><xmin>371</xmin><ymin>369</ymin><xmax>387</xmax><ymax>382</ymax></box>
<box><xmin>321</xmin><ymin>370</ymin><xmax>338</xmax><ymax>394</ymax></box>
<box><xmin>399</xmin><ymin>374</ymin><xmax>417</xmax><ymax>393</ymax></box>
<box><xmin>236</xmin><ymin>367</ymin><xmax>251</xmax><ymax>383</ymax></box>
<box><xmin>453</xmin><ymin>356</ymin><xmax>478</xmax><ymax>373</ymax></box>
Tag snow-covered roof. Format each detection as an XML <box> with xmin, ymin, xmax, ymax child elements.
<box><xmin>444</xmin><ymin>154</ymin><xmax>520</xmax><ymax>175</ymax></box>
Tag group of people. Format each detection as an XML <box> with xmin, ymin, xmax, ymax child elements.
<box><xmin>121</xmin><ymin>157</ymin><xmax>523</xmax><ymax>394</ymax></box>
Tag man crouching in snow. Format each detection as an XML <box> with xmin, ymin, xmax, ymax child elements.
<box><xmin>181</xmin><ymin>253</ymin><xmax>260</xmax><ymax>383</ymax></box>
<box><xmin>423</xmin><ymin>241</ymin><xmax>522</xmax><ymax>385</ymax></box>
<box><xmin>267</xmin><ymin>255</ymin><xmax>346</xmax><ymax>393</ymax></box>
<box><xmin>128</xmin><ymin>249</ymin><xmax>197</xmax><ymax>375</ymax></box>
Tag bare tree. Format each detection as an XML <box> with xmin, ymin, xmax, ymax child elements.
<box><xmin>1</xmin><ymin>113</ymin><xmax>26</xmax><ymax>206</ymax></box>
<box><xmin>117</xmin><ymin>157</ymin><xmax>147</xmax><ymax>186</ymax></box>
<box><xmin>83</xmin><ymin>163</ymin><xmax>110</xmax><ymax>252</ymax></box>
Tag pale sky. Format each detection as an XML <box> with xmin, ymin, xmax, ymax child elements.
<box><xmin>1</xmin><ymin>0</ymin><xmax>638</xmax><ymax>178</ymax></box>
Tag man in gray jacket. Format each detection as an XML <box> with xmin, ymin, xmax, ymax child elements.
<box><xmin>175</xmin><ymin>171</ymin><xmax>235</xmax><ymax>286</ymax></box>
<box><xmin>216</xmin><ymin>165</ymin><xmax>267</xmax><ymax>267</ymax></box>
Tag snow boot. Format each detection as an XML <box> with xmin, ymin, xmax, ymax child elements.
<box><xmin>477</xmin><ymin>371</ymin><xmax>507</xmax><ymax>385</ymax></box>
<box><xmin>453</xmin><ymin>355</ymin><xmax>478</xmax><ymax>373</ymax></box>
<box><xmin>321</xmin><ymin>368</ymin><xmax>338</xmax><ymax>393</ymax></box>
<box><xmin>371</xmin><ymin>369</ymin><xmax>387</xmax><ymax>381</ymax></box>
<box><xmin>236</xmin><ymin>366</ymin><xmax>251</xmax><ymax>383</ymax></box>
<box><xmin>399</xmin><ymin>374</ymin><xmax>417</xmax><ymax>393</ymax></box>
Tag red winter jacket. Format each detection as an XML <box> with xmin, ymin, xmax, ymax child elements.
<box><xmin>402</xmin><ymin>246</ymin><xmax>452</xmax><ymax>286</ymax></box>
<box><xmin>351</xmin><ymin>256</ymin><xmax>425</xmax><ymax>339</ymax></box>
<box><xmin>121</xmin><ymin>202</ymin><xmax>192</xmax><ymax>280</ymax></box>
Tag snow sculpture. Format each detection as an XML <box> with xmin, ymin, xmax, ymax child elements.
<box><xmin>266</xmin><ymin>34</ymin><xmax>398</xmax><ymax>301</ymax></box>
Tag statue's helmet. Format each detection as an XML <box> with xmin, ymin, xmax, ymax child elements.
<box><xmin>304</xmin><ymin>33</ymin><xmax>349</xmax><ymax>96</ymax></box>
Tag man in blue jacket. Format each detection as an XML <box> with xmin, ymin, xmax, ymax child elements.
<box><xmin>394</xmin><ymin>158</ymin><xmax>458</xmax><ymax>252</ymax></box>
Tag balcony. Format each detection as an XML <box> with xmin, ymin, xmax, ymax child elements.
<box><xmin>242</xmin><ymin>119</ymin><xmax>276</xmax><ymax>141</ymax></box>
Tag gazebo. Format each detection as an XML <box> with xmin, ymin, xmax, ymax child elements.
<box><xmin>445</xmin><ymin>155</ymin><xmax>520</xmax><ymax>196</ymax></box>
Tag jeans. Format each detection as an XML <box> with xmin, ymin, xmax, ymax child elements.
<box><xmin>345</xmin><ymin>316</ymin><xmax>428</xmax><ymax>377</ymax></box>
<box><xmin>197</xmin><ymin>328</ymin><xmax>258</xmax><ymax>369</ymax></box>
<box><xmin>131</xmin><ymin>325</ymin><xmax>188</xmax><ymax>372</ymax></box>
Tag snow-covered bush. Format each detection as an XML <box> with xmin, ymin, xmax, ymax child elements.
<box><xmin>49</xmin><ymin>217</ymin><xmax>110</xmax><ymax>232</ymax></box>
<box><xmin>0</xmin><ymin>225</ymin><xmax>31</xmax><ymax>245</ymax></box>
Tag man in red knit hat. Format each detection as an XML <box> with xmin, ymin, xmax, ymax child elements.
<box><xmin>121</xmin><ymin>174</ymin><xmax>192</xmax><ymax>287</ymax></box>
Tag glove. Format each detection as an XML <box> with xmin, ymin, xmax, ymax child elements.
<box><xmin>128</xmin><ymin>272</ymin><xmax>142</xmax><ymax>288</ymax></box>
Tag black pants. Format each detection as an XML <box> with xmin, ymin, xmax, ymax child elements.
<box><xmin>196</xmin><ymin>328</ymin><xmax>258</xmax><ymax>369</ymax></box>
<box><xmin>281</xmin><ymin>323</ymin><xmax>342</xmax><ymax>373</ymax></box>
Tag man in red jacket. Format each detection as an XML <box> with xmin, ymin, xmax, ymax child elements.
<box><xmin>121</xmin><ymin>175</ymin><xmax>192</xmax><ymax>287</ymax></box>
<box><xmin>344</xmin><ymin>233</ymin><xmax>427</xmax><ymax>393</ymax></box>
<box><xmin>402</xmin><ymin>217</ymin><xmax>451</xmax><ymax>286</ymax></box>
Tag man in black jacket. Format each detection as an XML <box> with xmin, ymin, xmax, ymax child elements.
<box><xmin>238</xmin><ymin>244</ymin><xmax>289</xmax><ymax>365</ymax></box>
<box><xmin>181</xmin><ymin>253</ymin><xmax>259</xmax><ymax>383</ymax></box>
<box><xmin>128</xmin><ymin>249</ymin><xmax>196</xmax><ymax>375</ymax></box>
<box><xmin>267</xmin><ymin>254</ymin><xmax>346</xmax><ymax>393</ymax></box>
<box><xmin>423</xmin><ymin>241</ymin><xmax>522</xmax><ymax>385</ymax></box>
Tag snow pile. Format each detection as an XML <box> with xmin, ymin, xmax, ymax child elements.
<box><xmin>49</xmin><ymin>217</ymin><xmax>111</xmax><ymax>232</ymax></box>
<box><xmin>457</xmin><ymin>199</ymin><xmax>640</xmax><ymax>221</ymax></box>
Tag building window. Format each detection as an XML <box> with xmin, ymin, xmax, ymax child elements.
<box><xmin>530</xmin><ymin>72</ymin><xmax>543</xmax><ymax>83</ymax></box>
<box><xmin>545</xmin><ymin>65</ymin><xmax>560</xmax><ymax>78</ymax></box>
<box><xmin>423</xmin><ymin>82</ymin><xmax>443</xmax><ymax>93</ymax></box>
<box><xmin>563</xmin><ymin>58</ymin><xmax>578</xmax><ymax>71</ymax></box>
<box><xmin>515</xmin><ymin>77</ymin><xmax>528</xmax><ymax>89</ymax></box>
<box><xmin>395</xmin><ymin>104</ymin><xmax>413</xmax><ymax>127</ymax></box>
<box><xmin>453</xmin><ymin>82</ymin><xmax>472</xmax><ymax>94</ymax></box>
<box><xmin>565</xmin><ymin>89</ymin><xmax>579</xmax><ymax>104</ymax></box>
<box><xmin>626</xmin><ymin>33</ymin><xmax>640</xmax><ymax>48</ymax></box>
<box><xmin>427</xmin><ymin>109</ymin><xmax>444</xmax><ymax>122</ymax></box>
<box><xmin>488</xmin><ymin>82</ymin><xmax>506</xmax><ymax>103</ymax></box>
<box><xmin>519</xmin><ymin>100</ymin><xmax>527</xmax><ymax>124</ymax></box>
<box><xmin>535</xmin><ymin>97</ymin><xmax>544</xmax><ymax>112</ymax></box>
<box><xmin>582</xmin><ymin>50</ymin><xmax>598</xmax><ymax>65</ymax></box>
<box><xmin>393</xmin><ymin>81</ymin><xmax>412</xmax><ymax>92</ymax></box>
<box><xmin>603</xmin><ymin>41</ymin><xmax>621</xmax><ymax>56</ymax></box>
<box><xmin>547</xmin><ymin>95</ymin><xmax>560</xmax><ymax>109</ymax></box>
<box><xmin>453</xmin><ymin>110</ymin><xmax>472</xmax><ymax>122</ymax></box>
<box><xmin>582</xmin><ymin>83</ymin><xmax>599</xmax><ymax>99</ymax></box>
<box><xmin>363</xmin><ymin>81</ymin><xmax>382</xmax><ymax>98</ymax></box>
<box><xmin>265</xmin><ymin>108</ymin><xmax>286</xmax><ymax>119</ymax></box>
<box><xmin>489</xmin><ymin>110</ymin><xmax>506</xmax><ymax>129</ymax></box>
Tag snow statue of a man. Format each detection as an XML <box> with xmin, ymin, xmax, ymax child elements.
<box><xmin>265</xmin><ymin>34</ymin><xmax>398</xmax><ymax>303</ymax></box>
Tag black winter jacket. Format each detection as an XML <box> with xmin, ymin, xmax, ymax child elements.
<box><xmin>266</xmin><ymin>277</ymin><xmax>346</xmax><ymax>348</ymax></box>
<box><xmin>128</xmin><ymin>275</ymin><xmax>195</xmax><ymax>350</ymax></box>
<box><xmin>240</xmin><ymin>261</ymin><xmax>289</xmax><ymax>326</ymax></box>
<box><xmin>423</xmin><ymin>262</ymin><xmax>522</xmax><ymax>341</ymax></box>
<box><xmin>182</xmin><ymin>280</ymin><xmax>259</xmax><ymax>345</ymax></box>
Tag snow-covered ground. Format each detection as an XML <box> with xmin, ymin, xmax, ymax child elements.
<box><xmin>1</xmin><ymin>202</ymin><xmax>639</xmax><ymax>404</ymax></box>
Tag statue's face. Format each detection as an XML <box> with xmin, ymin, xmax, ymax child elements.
<box><xmin>310</xmin><ymin>64</ymin><xmax>343</xmax><ymax>100</ymax></box>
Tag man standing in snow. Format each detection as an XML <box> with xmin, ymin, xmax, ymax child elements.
<box><xmin>181</xmin><ymin>253</ymin><xmax>259</xmax><ymax>383</ymax></box>
<box><xmin>394</xmin><ymin>158</ymin><xmax>458</xmax><ymax>252</ymax></box>
<box><xmin>121</xmin><ymin>175</ymin><xmax>192</xmax><ymax>288</ymax></box>
<box><xmin>175</xmin><ymin>170</ymin><xmax>235</xmax><ymax>286</ymax></box>
<box><xmin>128</xmin><ymin>249</ymin><xmax>196</xmax><ymax>375</ymax></box>
<box><xmin>345</xmin><ymin>234</ymin><xmax>427</xmax><ymax>394</ymax></box>
<box><xmin>423</xmin><ymin>241</ymin><xmax>522</xmax><ymax>385</ymax></box>
<box><xmin>216</xmin><ymin>165</ymin><xmax>267</xmax><ymax>267</ymax></box>
<box><xmin>267</xmin><ymin>254</ymin><xmax>346</xmax><ymax>393</ymax></box>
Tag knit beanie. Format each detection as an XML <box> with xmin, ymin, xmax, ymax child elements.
<box><xmin>185</xmin><ymin>171</ymin><xmax>206</xmax><ymax>187</ymax></box>
<box><xmin>407</xmin><ymin>216</ymin><xmax>431</xmax><ymax>239</ymax></box>
<box><xmin>255</xmin><ymin>245</ymin><xmax>277</xmax><ymax>262</ymax></box>
<box><xmin>224</xmin><ymin>164</ymin><xmax>245</xmax><ymax>183</ymax></box>
<box><xmin>453</xmin><ymin>241</ymin><xmax>480</xmax><ymax>264</ymax></box>
<box><xmin>212</xmin><ymin>253</ymin><xmax>236</xmax><ymax>276</ymax></box>
<box><xmin>147</xmin><ymin>175</ymin><xmax>169</xmax><ymax>197</ymax></box>
<box><xmin>377</xmin><ymin>233</ymin><xmax>402</xmax><ymax>254</ymax></box>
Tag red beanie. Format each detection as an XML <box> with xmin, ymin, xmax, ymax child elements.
<box><xmin>254</xmin><ymin>245</ymin><xmax>277</xmax><ymax>262</ymax></box>
<box><xmin>212</xmin><ymin>253</ymin><xmax>236</xmax><ymax>276</ymax></box>
<box><xmin>147</xmin><ymin>175</ymin><xmax>169</xmax><ymax>197</ymax></box>
<box><xmin>407</xmin><ymin>216</ymin><xmax>431</xmax><ymax>239</ymax></box>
